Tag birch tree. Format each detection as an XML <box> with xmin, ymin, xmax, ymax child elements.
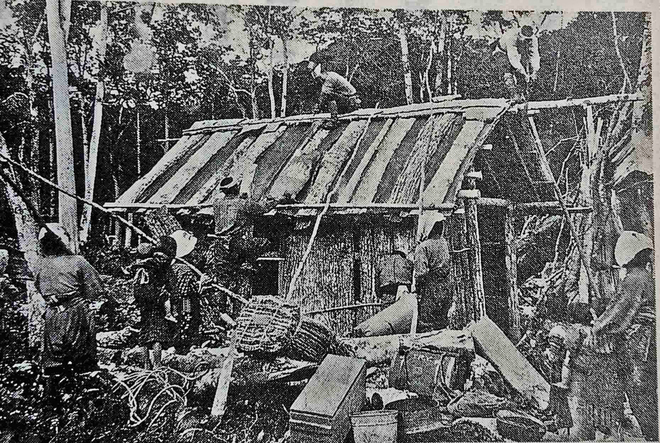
<box><xmin>46</xmin><ymin>0</ymin><xmax>78</xmax><ymax>251</ymax></box>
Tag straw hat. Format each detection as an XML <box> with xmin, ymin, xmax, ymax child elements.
<box><xmin>39</xmin><ymin>223</ymin><xmax>72</xmax><ymax>251</ymax></box>
<box><xmin>169</xmin><ymin>230</ymin><xmax>198</xmax><ymax>258</ymax></box>
<box><xmin>615</xmin><ymin>231</ymin><xmax>653</xmax><ymax>267</ymax></box>
<box><xmin>218</xmin><ymin>176</ymin><xmax>239</xmax><ymax>193</ymax></box>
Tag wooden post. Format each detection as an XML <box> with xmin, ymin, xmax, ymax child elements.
<box><xmin>505</xmin><ymin>203</ymin><xmax>520</xmax><ymax>343</ymax></box>
<box><xmin>450</xmin><ymin>205</ymin><xmax>470</xmax><ymax>328</ymax></box>
<box><xmin>124</xmin><ymin>213</ymin><xmax>134</xmax><ymax>248</ymax></box>
<box><xmin>461</xmin><ymin>185</ymin><xmax>486</xmax><ymax>321</ymax></box>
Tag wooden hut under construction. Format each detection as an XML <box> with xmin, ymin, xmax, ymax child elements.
<box><xmin>107</xmin><ymin>95</ymin><xmax>638</xmax><ymax>339</ymax></box>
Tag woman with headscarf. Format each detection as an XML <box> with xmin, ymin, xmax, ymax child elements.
<box><xmin>414</xmin><ymin>213</ymin><xmax>453</xmax><ymax>333</ymax></box>
<box><xmin>34</xmin><ymin>224</ymin><xmax>104</xmax><ymax>383</ymax></box>
<box><xmin>164</xmin><ymin>230</ymin><xmax>202</xmax><ymax>354</ymax></box>
<box><xmin>132</xmin><ymin>241</ymin><xmax>171</xmax><ymax>369</ymax></box>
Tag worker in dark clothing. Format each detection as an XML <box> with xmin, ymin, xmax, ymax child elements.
<box><xmin>414</xmin><ymin>214</ymin><xmax>452</xmax><ymax>333</ymax></box>
<box><xmin>376</xmin><ymin>248</ymin><xmax>413</xmax><ymax>304</ymax></box>
<box><xmin>35</xmin><ymin>223</ymin><xmax>105</xmax><ymax>410</ymax></box>
<box><xmin>581</xmin><ymin>231</ymin><xmax>657</xmax><ymax>441</ymax></box>
<box><xmin>491</xmin><ymin>24</ymin><xmax>540</xmax><ymax>103</ymax></box>
<box><xmin>307</xmin><ymin>52</ymin><xmax>361</xmax><ymax>129</ymax></box>
<box><xmin>131</xmin><ymin>242</ymin><xmax>170</xmax><ymax>369</ymax></box>
<box><xmin>164</xmin><ymin>231</ymin><xmax>202</xmax><ymax>354</ymax></box>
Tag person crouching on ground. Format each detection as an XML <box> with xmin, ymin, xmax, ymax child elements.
<box><xmin>414</xmin><ymin>213</ymin><xmax>453</xmax><ymax>333</ymax></box>
<box><xmin>34</xmin><ymin>223</ymin><xmax>105</xmax><ymax>402</ymax></box>
<box><xmin>132</xmin><ymin>241</ymin><xmax>171</xmax><ymax>369</ymax></box>
<box><xmin>307</xmin><ymin>52</ymin><xmax>361</xmax><ymax>129</ymax></box>
<box><xmin>164</xmin><ymin>231</ymin><xmax>202</xmax><ymax>354</ymax></box>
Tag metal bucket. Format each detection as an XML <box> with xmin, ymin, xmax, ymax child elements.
<box><xmin>350</xmin><ymin>410</ymin><xmax>398</xmax><ymax>443</ymax></box>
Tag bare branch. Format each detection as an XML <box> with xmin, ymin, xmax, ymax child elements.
<box><xmin>611</xmin><ymin>12</ymin><xmax>632</xmax><ymax>93</ymax></box>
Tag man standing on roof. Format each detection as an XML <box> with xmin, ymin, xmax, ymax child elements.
<box><xmin>492</xmin><ymin>24</ymin><xmax>540</xmax><ymax>103</ymax></box>
<box><xmin>307</xmin><ymin>52</ymin><xmax>361</xmax><ymax>130</ymax></box>
<box><xmin>414</xmin><ymin>213</ymin><xmax>453</xmax><ymax>332</ymax></box>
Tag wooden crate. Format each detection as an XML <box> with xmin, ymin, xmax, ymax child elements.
<box><xmin>290</xmin><ymin>355</ymin><xmax>367</xmax><ymax>443</ymax></box>
<box><xmin>389</xmin><ymin>329</ymin><xmax>475</xmax><ymax>397</ymax></box>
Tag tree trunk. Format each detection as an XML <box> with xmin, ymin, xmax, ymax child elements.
<box><xmin>424</xmin><ymin>41</ymin><xmax>433</xmax><ymax>102</ymax></box>
<box><xmin>46</xmin><ymin>0</ymin><xmax>78</xmax><ymax>252</ymax></box>
<box><xmin>267</xmin><ymin>41</ymin><xmax>276</xmax><ymax>119</ymax></box>
<box><xmin>280</xmin><ymin>34</ymin><xmax>289</xmax><ymax>117</ymax></box>
<box><xmin>397</xmin><ymin>10</ymin><xmax>414</xmax><ymax>105</ymax></box>
<box><xmin>0</xmin><ymin>134</ymin><xmax>45</xmax><ymax>349</ymax></box>
<box><xmin>446</xmin><ymin>17</ymin><xmax>453</xmax><ymax>95</ymax></box>
<box><xmin>434</xmin><ymin>12</ymin><xmax>447</xmax><ymax>96</ymax></box>
<box><xmin>79</xmin><ymin>3</ymin><xmax>107</xmax><ymax>244</ymax></box>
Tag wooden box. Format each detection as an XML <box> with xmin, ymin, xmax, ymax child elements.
<box><xmin>290</xmin><ymin>355</ymin><xmax>367</xmax><ymax>443</ymax></box>
<box><xmin>389</xmin><ymin>330</ymin><xmax>475</xmax><ymax>397</ymax></box>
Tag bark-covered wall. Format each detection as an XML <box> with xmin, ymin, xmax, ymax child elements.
<box><xmin>279</xmin><ymin>216</ymin><xmax>418</xmax><ymax>337</ymax></box>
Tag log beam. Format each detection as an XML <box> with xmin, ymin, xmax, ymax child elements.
<box><xmin>105</xmin><ymin>200</ymin><xmax>592</xmax><ymax>214</ymax></box>
<box><xmin>504</xmin><ymin>203</ymin><xmax>520</xmax><ymax>343</ymax></box>
<box><xmin>509</xmin><ymin>93</ymin><xmax>642</xmax><ymax>113</ymax></box>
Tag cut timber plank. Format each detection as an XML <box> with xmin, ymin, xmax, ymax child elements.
<box><xmin>470</xmin><ymin>316</ymin><xmax>550</xmax><ymax>410</ymax></box>
<box><xmin>187</xmin><ymin>132</ymin><xmax>260</xmax><ymax>205</ymax></box>
<box><xmin>117</xmin><ymin>134</ymin><xmax>199</xmax><ymax>203</ymax></box>
<box><xmin>251</xmin><ymin>124</ymin><xmax>314</xmax><ymax>201</ymax></box>
<box><xmin>147</xmin><ymin>130</ymin><xmax>238</xmax><ymax>204</ymax></box>
<box><xmin>422</xmin><ymin>120</ymin><xmax>486</xmax><ymax>205</ymax></box>
<box><xmin>389</xmin><ymin>113</ymin><xmax>455</xmax><ymax>203</ymax></box>
<box><xmin>211</xmin><ymin>124</ymin><xmax>286</xmax><ymax>201</ymax></box>
<box><xmin>303</xmin><ymin>119</ymin><xmax>370</xmax><ymax>204</ymax></box>
<box><xmin>336</xmin><ymin>119</ymin><xmax>394</xmax><ymax>203</ymax></box>
<box><xmin>351</xmin><ymin>118</ymin><xmax>416</xmax><ymax>203</ymax></box>
<box><xmin>267</xmin><ymin>126</ymin><xmax>331</xmax><ymax>201</ymax></box>
<box><xmin>211</xmin><ymin>332</ymin><xmax>238</xmax><ymax>417</ymax></box>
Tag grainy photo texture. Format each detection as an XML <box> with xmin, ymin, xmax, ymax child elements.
<box><xmin>0</xmin><ymin>3</ymin><xmax>655</xmax><ymax>442</ymax></box>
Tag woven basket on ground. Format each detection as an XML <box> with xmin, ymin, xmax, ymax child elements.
<box><xmin>236</xmin><ymin>295</ymin><xmax>300</xmax><ymax>356</ymax></box>
<box><xmin>289</xmin><ymin>316</ymin><xmax>339</xmax><ymax>363</ymax></box>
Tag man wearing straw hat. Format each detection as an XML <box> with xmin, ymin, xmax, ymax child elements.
<box><xmin>414</xmin><ymin>213</ymin><xmax>452</xmax><ymax>333</ymax></box>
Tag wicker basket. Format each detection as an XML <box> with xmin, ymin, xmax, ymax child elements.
<box><xmin>236</xmin><ymin>295</ymin><xmax>300</xmax><ymax>356</ymax></box>
<box><xmin>290</xmin><ymin>316</ymin><xmax>337</xmax><ymax>363</ymax></box>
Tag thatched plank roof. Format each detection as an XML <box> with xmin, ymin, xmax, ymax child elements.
<box><xmin>114</xmin><ymin>98</ymin><xmax>556</xmax><ymax>209</ymax></box>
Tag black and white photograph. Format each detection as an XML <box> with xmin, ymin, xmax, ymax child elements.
<box><xmin>0</xmin><ymin>1</ymin><xmax>656</xmax><ymax>442</ymax></box>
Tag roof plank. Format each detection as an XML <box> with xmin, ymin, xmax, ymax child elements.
<box><xmin>336</xmin><ymin>119</ymin><xmax>394</xmax><ymax>203</ymax></box>
<box><xmin>175</xmin><ymin>130</ymin><xmax>261</xmax><ymax>205</ymax></box>
<box><xmin>267</xmin><ymin>126</ymin><xmax>332</xmax><ymax>201</ymax></box>
<box><xmin>302</xmin><ymin>119</ymin><xmax>370</xmax><ymax>205</ymax></box>
<box><xmin>186</xmin><ymin>131</ymin><xmax>261</xmax><ymax>205</ymax></box>
<box><xmin>351</xmin><ymin>118</ymin><xmax>416</xmax><ymax>203</ymax></box>
<box><xmin>147</xmin><ymin>130</ymin><xmax>239</xmax><ymax>204</ymax></box>
<box><xmin>389</xmin><ymin>113</ymin><xmax>456</xmax><ymax>204</ymax></box>
<box><xmin>116</xmin><ymin>133</ymin><xmax>208</xmax><ymax>204</ymax></box>
<box><xmin>422</xmin><ymin>120</ymin><xmax>487</xmax><ymax>205</ymax></box>
<box><xmin>373</xmin><ymin>117</ymin><xmax>429</xmax><ymax>203</ymax></box>
<box><xmin>251</xmin><ymin>123</ymin><xmax>315</xmax><ymax>201</ymax></box>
